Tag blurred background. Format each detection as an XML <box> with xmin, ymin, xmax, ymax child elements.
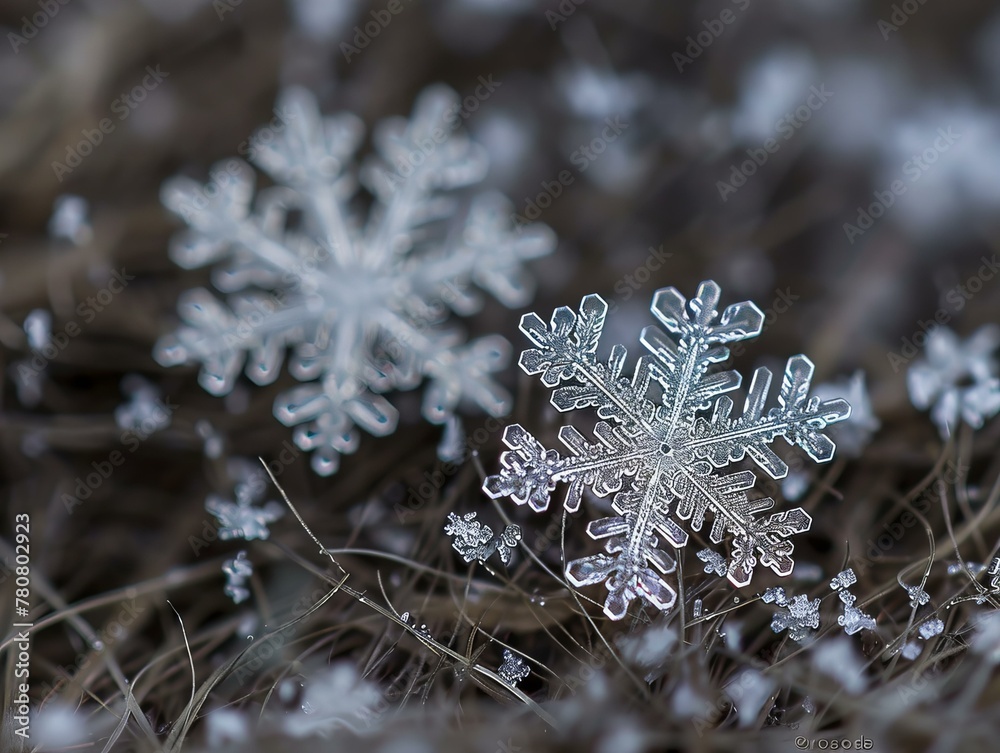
<box><xmin>3</xmin><ymin>0</ymin><xmax>1000</xmax><ymax>751</ymax></box>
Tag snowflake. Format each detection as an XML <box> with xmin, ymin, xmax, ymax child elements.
<box><xmin>904</xmin><ymin>584</ymin><xmax>930</xmax><ymax>609</ymax></box>
<box><xmin>766</xmin><ymin>589</ymin><xmax>820</xmax><ymax>643</ymax></box>
<box><xmin>498</xmin><ymin>649</ymin><xmax>530</xmax><ymax>687</ymax></box>
<box><xmin>696</xmin><ymin>548</ymin><xmax>727</xmax><ymax>577</ymax></box>
<box><xmin>901</xmin><ymin>641</ymin><xmax>923</xmax><ymax>660</ymax></box>
<box><xmin>115</xmin><ymin>374</ymin><xmax>172</xmax><ymax>435</ymax></box>
<box><xmin>919</xmin><ymin>618</ymin><xmax>944</xmax><ymax>639</ymax></box>
<box><xmin>284</xmin><ymin>663</ymin><xmax>383</xmax><ymax>737</ymax></box>
<box><xmin>906</xmin><ymin>325</ymin><xmax>1000</xmax><ymax>438</ymax></box>
<box><xmin>206</xmin><ymin>458</ymin><xmax>285</xmax><ymax>541</ymax></box>
<box><xmin>444</xmin><ymin>512</ymin><xmax>522</xmax><ymax>565</ymax></box>
<box><xmin>989</xmin><ymin>556</ymin><xmax>1000</xmax><ymax>589</ymax></box>
<box><xmin>482</xmin><ymin>282</ymin><xmax>850</xmax><ymax>619</ymax></box>
<box><xmin>155</xmin><ymin>85</ymin><xmax>555</xmax><ymax>475</ymax></box>
<box><xmin>830</xmin><ymin>568</ymin><xmax>857</xmax><ymax>592</ymax></box>
<box><xmin>838</xmin><ymin>604</ymin><xmax>876</xmax><ymax>636</ymax></box>
<box><xmin>222</xmin><ymin>551</ymin><xmax>253</xmax><ymax>604</ymax></box>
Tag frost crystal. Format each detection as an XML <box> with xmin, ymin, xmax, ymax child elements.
<box><xmin>498</xmin><ymin>649</ymin><xmax>530</xmax><ymax>687</ymax></box>
<box><xmin>770</xmin><ymin>593</ymin><xmax>821</xmax><ymax>643</ymax></box>
<box><xmin>222</xmin><ymin>551</ymin><xmax>253</xmax><ymax>604</ymax></box>
<box><xmin>444</xmin><ymin>512</ymin><xmax>521</xmax><ymax>565</ymax></box>
<box><xmin>905</xmin><ymin>585</ymin><xmax>930</xmax><ymax>609</ymax></box>
<box><xmin>483</xmin><ymin>282</ymin><xmax>850</xmax><ymax>619</ymax></box>
<box><xmin>155</xmin><ymin>85</ymin><xmax>555</xmax><ymax>476</ymax></box>
<box><xmin>838</xmin><ymin>604</ymin><xmax>876</xmax><ymax>636</ymax></box>
<box><xmin>830</xmin><ymin>568</ymin><xmax>857</xmax><ymax>592</ymax></box>
<box><xmin>901</xmin><ymin>641</ymin><xmax>923</xmax><ymax>660</ymax></box>
<box><xmin>989</xmin><ymin>556</ymin><xmax>1000</xmax><ymax>589</ymax></box>
<box><xmin>919</xmin><ymin>618</ymin><xmax>944</xmax><ymax>639</ymax></box>
<box><xmin>696</xmin><ymin>547</ymin><xmax>727</xmax><ymax>577</ymax></box>
<box><xmin>906</xmin><ymin>325</ymin><xmax>1000</xmax><ymax>437</ymax></box>
<box><xmin>206</xmin><ymin>459</ymin><xmax>284</xmax><ymax>541</ymax></box>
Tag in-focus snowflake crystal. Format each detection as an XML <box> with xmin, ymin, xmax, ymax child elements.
<box><xmin>838</xmin><ymin>603</ymin><xmax>876</xmax><ymax>636</ymax></box>
<box><xmin>697</xmin><ymin>547</ymin><xmax>728</xmax><ymax>577</ymax></box>
<box><xmin>155</xmin><ymin>85</ymin><xmax>555</xmax><ymax>475</ymax></box>
<box><xmin>907</xmin><ymin>325</ymin><xmax>1000</xmax><ymax>438</ymax></box>
<box><xmin>483</xmin><ymin>282</ymin><xmax>850</xmax><ymax>619</ymax></box>
<box><xmin>444</xmin><ymin>511</ymin><xmax>521</xmax><ymax>565</ymax></box>
<box><xmin>904</xmin><ymin>584</ymin><xmax>930</xmax><ymax>609</ymax></box>
<box><xmin>498</xmin><ymin>649</ymin><xmax>530</xmax><ymax>687</ymax></box>
<box><xmin>764</xmin><ymin>587</ymin><xmax>820</xmax><ymax>643</ymax></box>
<box><xmin>830</xmin><ymin>568</ymin><xmax>858</xmax><ymax>592</ymax></box>
<box><xmin>222</xmin><ymin>551</ymin><xmax>253</xmax><ymax>604</ymax></box>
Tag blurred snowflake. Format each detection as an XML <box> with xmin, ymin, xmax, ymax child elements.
<box><xmin>206</xmin><ymin>458</ymin><xmax>285</xmax><ymax>541</ymax></box>
<box><xmin>156</xmin><ymin>85</ymin><xmax>554</xmax><ymax>475</ymax></box>
<box><xmin>813</xmin><ymin>371</ymin><xmax>880</xmax><ymax>457</ymax></box>
<box><xmin>284</xmin><ymin>663</ymin><xmax>383</xmax><ymax>737</ymax></box>
<box><xmin>222</xmin><ymin>551</ymin><xmax>253</xmax><ymax>604</ymax></box>
<box><xmin>907</xmin><ymin>325</ymin><xmax>1000</xmax><ymax>437</ymax></box>
<box><xmin>484</xmin><ymin>282</ymin><xmax>850</xmax><ymax>619</ymax></box>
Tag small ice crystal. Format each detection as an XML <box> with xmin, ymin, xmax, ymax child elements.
<box><xmin>696</xmin><ymin>548</ymin><xmax>727</xmax><ymax>577</ymax></box>
<box><xmin>905</xmin><ymin>585</ymin><xmax>930</xmax><ymax>609</ymax></box>
<box><xmin>830</xmin><ymin>568</ymin><xmax>857</xmax><ymax>591</ymax></box>
<box><xmin>498</xmin><ymin>649</ymin><xmax>530</xmax><ymax>687</ymax></box>
<box><xmin>770</xmin><ymin>593</ymin><xmax>820</xmax><ymax>643</ymax></box>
